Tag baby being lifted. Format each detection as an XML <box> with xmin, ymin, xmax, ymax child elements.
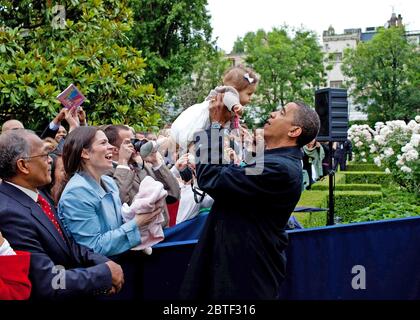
<box><xmin>171</xmin><ymin>66</ymin><xmax>258</xmax><ymax>151</ymax></box>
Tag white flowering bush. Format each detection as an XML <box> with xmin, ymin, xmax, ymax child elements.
<box><xmin>348</xmin><ymin>124</ymin><xmax>376</xmax><ymax>162</ymax></box>
<box><xmin>349</xmin><ymin>117</ymin><xmax>420</xmax><ymax>194</ymax></box>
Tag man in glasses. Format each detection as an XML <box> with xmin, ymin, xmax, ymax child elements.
<box><xmin>0</xmin><ymin>129</ymin><xmax>124</xmax><ymax>299</ymax></box>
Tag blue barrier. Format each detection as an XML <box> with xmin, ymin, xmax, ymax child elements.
<box><xmin>139</xmin><ymin>215</ymin><xmax>420</xmax><ymax>300</ymax></box>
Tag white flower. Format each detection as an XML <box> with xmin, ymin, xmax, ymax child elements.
<box><xmin>415</xmin><ymin>115</ymin><xmax>420</xmax><ymax>123</ymax></box>
<box><xmin>383</xmin><ymin>148</ymin><xmax>394</xmax><ymax>158</ymax></box>
<box><xmin>374</xmin><ymin>157</ymin><xmax>382</xmax><ymax>167</ymax></box>
<box><xmin>405</xmin><ymin>149</ymin><xmax>419</xmax><ymax>161</ymax></box>
<box><xmin>355</xmin><ymin>141</ymin><xmax>363</xmax><ymax>147</ymax></box>
<box><xmin>401</xmin><ymin>166</ymin><xmax>412</xmax><ymax>173</ymax></box>
<box><xmin>401</xmin><ymin>144</ymin><xmax>414</xmax><ymax>153</ymax></box>
<box><xmin>396</xmin><ymin>159</ymin><xmax>405</xmax><ymax>166</ymax></box>
<box><xmin>361</xmin><ymin>158</ymin><xmax>367</xmax><ymax>162</ymax></box>
<box><xmin>385</xmin><ymin>168</ymin><xmax>391</xmax><ymax>174</ymax></box>
<box><xmin>353</xmin><ymin>136</ymin><xmax>360</xmax><ymax>143</ymax></box>
<box><xmin>369</xmin><ymin>144</ymin><xmax>377</xmax><ymax>153</ymax></box>
<box><xmin>374</xmin><ymin>135</ymin><xmax>385</xmax><ymax>145</ymax></box>
<box><xmin>361</xmin><ymin>152</ymin><xmax>366</xmax><ymax>156</ymax></box>
<box><xmin>410</xmin><ymin>134</ymin><xmax>420</xmax><ymax>148</ymax></box>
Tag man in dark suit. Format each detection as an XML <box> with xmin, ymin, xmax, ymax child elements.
<box><xmin>0</xmin><ymin>129</ymin><xmax>124</xmax><ymax>300</ymax></box>
<box><xmin>180</xmin><ymin>98</ymin><xmax>320</xmax><ymax>300</ymax></box>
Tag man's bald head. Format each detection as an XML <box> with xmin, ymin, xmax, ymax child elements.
<box><xmin>1</xmin><ymin>119</ymin><xmax>24</xmax><ymax>133</ymax></box>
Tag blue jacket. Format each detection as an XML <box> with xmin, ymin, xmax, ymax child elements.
<box><xmin>0</xmin><ymin>182</ymin><xmax>112</xmax><ymax>300</ymax></box>
<box><xmin>58</xmin><ymin>172</ymin><xmax>141</xmax><ymax>257</ymax></box>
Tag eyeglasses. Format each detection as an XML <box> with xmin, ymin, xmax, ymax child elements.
<box><xmin>22</xmin><ymin>153</ymin><xmax>51</xmax><ymax>161</ymax></box>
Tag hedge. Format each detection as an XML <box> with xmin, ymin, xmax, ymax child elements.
<box><xmin>346</xmin><ymin>163</ymin><xmax>382</xmax><ymax>172</ymax></box>
<box><xmin>294</xmin><ymin>191</ymin><xmax>328</xmax><ymax>228</ymax></box>
<box><xmin>342</xmin><ymin>172</ymin><xmax>392</xmax><ymax>186</ymax></box>
<box><xmin>311</xmin><ymin>184</ymin><xmax>382</xmax><ymax>191</ymax></box>
<box><xmin>332</xmin><ymin>191</ymin><xmax>383</xmax><ymax>222</ymax></box>
<box><xmin>316</xmin><ymin>172</ymin><xmax>346</xmax><ymax>186</ymax></box>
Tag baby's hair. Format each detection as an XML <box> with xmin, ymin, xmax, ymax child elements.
<box><xmin>222</xmin><ymin>65</ymin><xmax>259</xmax><ymax>91</ymax></box>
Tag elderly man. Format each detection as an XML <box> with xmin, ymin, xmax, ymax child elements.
<box><xmin>0</xmin><ymin>129</ymin><xmax>124</xmax><ymax>299</ymax></box>
<box><xmin>1</xmin><ymin>119</ymin><xmax>24</xmax><ymax>132</ymax></box>
<box><xmin>180</xmin><ymin>96</ymin><xmax>320</xmax><ymax>300</ymax></box>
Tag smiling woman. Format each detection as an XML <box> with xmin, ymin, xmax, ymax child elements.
<box><xmin>56</xmin><ymin>127</ymin><xmax>150</xmax><ymax>257</ymax></box>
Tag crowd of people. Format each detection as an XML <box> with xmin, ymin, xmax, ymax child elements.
<box><xmin>0</xmin><ymin>66</ymin><xmax>324</xmax><ymax>300</ymax></box>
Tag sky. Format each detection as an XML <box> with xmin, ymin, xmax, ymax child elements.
<box><xmin>206</xmin><ymin>0</ymin><xmax>420</xmax><ymax>52</ymax></box>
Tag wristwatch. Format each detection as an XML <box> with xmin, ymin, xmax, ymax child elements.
<box><xmin>211</xmin><ymin>121</ymin><xmax>222</xmax><ymax>129</ymax></box>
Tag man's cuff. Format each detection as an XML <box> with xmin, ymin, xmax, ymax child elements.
<box><xmin>152</xmin><ymin>163</ymin><xmax>163</xmax><ymax>171</ymax></box>
<box><xmin>49</xmin><ymin>121</ymin><xmax>60</xmax><ymax>130</ymax></box>
<box><xmin>116</xmin><ymin>164</ymin><xmax>130</xmax><ymax>170</ymax></box>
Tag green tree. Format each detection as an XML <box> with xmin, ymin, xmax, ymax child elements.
<box><xmin>236</xmin><ymin>27</ymin><xmax>326</xmax><ymax>121</ymax></box>
<box><xmin>0</xmin><ymin>0</ymin><xmax>162</xmax><ymax>132</ymax></box>
<box><xmin>162</xmin><ymin>48</ymin><xmax>230</xmax><ymax>123</ymax></box>
<box><xmin>129</xmin><ymin>0</ymin><xmax>213</xmax><ymax>95</ymax></box>
<box><xmin>342</xmin><ymin>26</ymin><xmax>420</xmax><ymax>124</ymax></box>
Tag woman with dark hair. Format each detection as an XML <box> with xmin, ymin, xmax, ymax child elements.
<box><xmin>57</xmin><ymin>126</ymin><xmax>161</xmax><ymax>257</ymax></box>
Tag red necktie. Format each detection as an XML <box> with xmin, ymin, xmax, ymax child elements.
<box><xmin>37</xmin><ymin>194</ymin><xmax>65</xmax><ymax>239</ymax></box>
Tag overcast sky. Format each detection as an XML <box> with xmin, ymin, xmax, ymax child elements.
<box><xmin>207</xmin><ymin>0</ymin><xmax>420</xmax><ymax>52</ymax></box>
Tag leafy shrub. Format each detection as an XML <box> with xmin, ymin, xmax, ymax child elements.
<box><xmin>346</xmin><ymin>163</ymin><xmax>382</xmax><ymax>172</ymax></box>
<box><xmin>311</xmin><ymin>184</ymin><xmax>381</xmax><ymax>191</ymax></box>
<box><xmin>333</xmin><ymin>191</ymin><xmax>383</xmax><ymax>222</ymax></box>
<box><xmin>350</xmin><ymin>202</ymin><xmax>420</xmax><ymax>223</ymax></box>
<box><xmin>343</xmin><ymin>172</ymin><xmax>392</xmax><ymax>185</ymax></box>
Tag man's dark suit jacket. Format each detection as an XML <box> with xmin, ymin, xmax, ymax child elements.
<box><xmin>0</xmin><ymin>182</ymin><xmax>112</xmax><ymax>300</ymax></box>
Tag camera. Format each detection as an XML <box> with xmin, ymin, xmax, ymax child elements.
<box><xmin>179</xmin><ymin>167</ymin><xmax>193</xmax><ymax>182</ymax></box>
<box><xmin>131</xmin><ymin>138</ymin><xmax>159</xmax><ymax>159</ymax></box>
<box><xmin>130</xmin><ymin>138</ymin><xmax>149</xmax><ymax>153</ymax></box>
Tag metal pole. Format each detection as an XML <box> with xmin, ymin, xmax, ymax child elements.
<box><xmin>327</xmin><ymin>140</ymin><xmax>335</xmax><ymax>225</ymax></box>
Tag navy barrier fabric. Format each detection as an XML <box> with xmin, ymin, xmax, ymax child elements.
<box><xmin>143</xmin><ymin>216</ymin><xmax>420</xmax><ymax>300</ymax></box>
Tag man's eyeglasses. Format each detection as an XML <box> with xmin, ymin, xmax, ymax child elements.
<box><xmin>22</xmin><ymin>153</ymin><xmax>51</xmax><ymax>161</ymax></box>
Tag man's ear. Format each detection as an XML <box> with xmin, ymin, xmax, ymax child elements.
<box><xmin>81</xmin><ymin>148</ymin><xmax>90</xmax><ymax>160</ymax></box>
<box><xmin>288</xmin><ymin>126</ymin><xmax>302</xmax><ymax>139</ymax></box>
<box><xmin>16</xmin><ymin>159</ymin><xmax>30</xmax><ymax>175</ymax></box>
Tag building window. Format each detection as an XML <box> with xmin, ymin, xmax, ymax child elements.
<box><xmin>330</xmin><ymin>81</ymin><xmax>343</xmax><ymax>88</ymax></box>
<box><xmin>333</xmin><ymin>52</ymin><xmax>342</xmax><ymax>62</ymax></box>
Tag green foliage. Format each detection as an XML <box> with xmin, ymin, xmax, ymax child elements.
<box><xmin>234</xmin><ymin>27</ymin><xmax>326</xmax><ymax>124</ymax></box>
<box><xmin>333</xmin><ymin>191</ymin><xmax>383</xmax><ymax>222</ymax></box>
<box><xmin>346</xmin><ymin>163</ymin><xmax>382</xmax><ymax>171</ymax></box>
<box><xmin>0</xmin><ymin>0</ymin><xmax>162</xmax><ymax>132</ymax></box>
<box><xmin>311</xmin><ymin>184</ymin><xmax>381</xmax><ymax>191</ymax></box>
<box><xmin>350</xmin><ymin>202</ymin><xmax>420</xmax><ymax>223</ymax></box>
<box><xmin>128</xmin><ymin>0</ymin><xmax>213</xmax><ymax>95</ymax></box>
<box><xmin>343</xmin><ymin>172</ymin><xmax>392</xmax><ymax>185</ymax></box>
<box><xmin>342</xmin><ymin>27</ymin><xmax>420</xmax><ymax>124</ymax></box>
<box><xmin>165</xmin><ymin>49</ymin><xmax>230</xmax><ymax>122</ymax></box>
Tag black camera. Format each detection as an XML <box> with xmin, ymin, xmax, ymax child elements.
<box><xmin>179</xmin><ymin>167</ymin><xmax>193</xmax><ymax>182</ymax></box>
<box><xmin>130</xmin><ymin>138</ymin><xmax>148</xmax><ymax>153</ymax></box>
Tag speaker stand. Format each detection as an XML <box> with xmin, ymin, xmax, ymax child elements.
<box><xmin>327</xmin><ymin>140</ymin><xmax>335</xmax><ymax>226</ymax></box>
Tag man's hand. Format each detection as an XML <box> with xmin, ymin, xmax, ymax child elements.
<box><xmin>53</xmin><ymin>108</ymin><xmax>67</xmax><ymax>125</ymax></box>
<box><xmin>105</xmin><ymin>260</ymin><xmax>124</xmax><ymax>294</ymax></box>
<box><xmin>143</xmin><ymin>150</ymin><xmax>162</xmax><ymax>167</ymax></box>
<box><xmin>77</xmin><ymin>107</ymin><xmax>87</xmax><ymax>126</ymax></box>
<box><xmin>118</xmin><ymin>139</ymin><xmax>135</xmax><ymax>166</ymax></box>
<box><xmin>209</xmin><ymin>93</ymin><xmax>232</xmax><ymax>126</ymax></box>
<box><xmin>0</xmin><ymin>231</ymin><xmax>5</xmax><ymax>247</ymax></box>
<box><xmin>65</xmin><ymin>108</ymin><xmax>80</xmax><ymax>132</ymax></box>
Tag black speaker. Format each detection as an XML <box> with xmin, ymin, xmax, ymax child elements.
<box><xmin>315</xmin><ymin>88</ymin><xmax>348</xmax><ymax>142</ymax></box>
